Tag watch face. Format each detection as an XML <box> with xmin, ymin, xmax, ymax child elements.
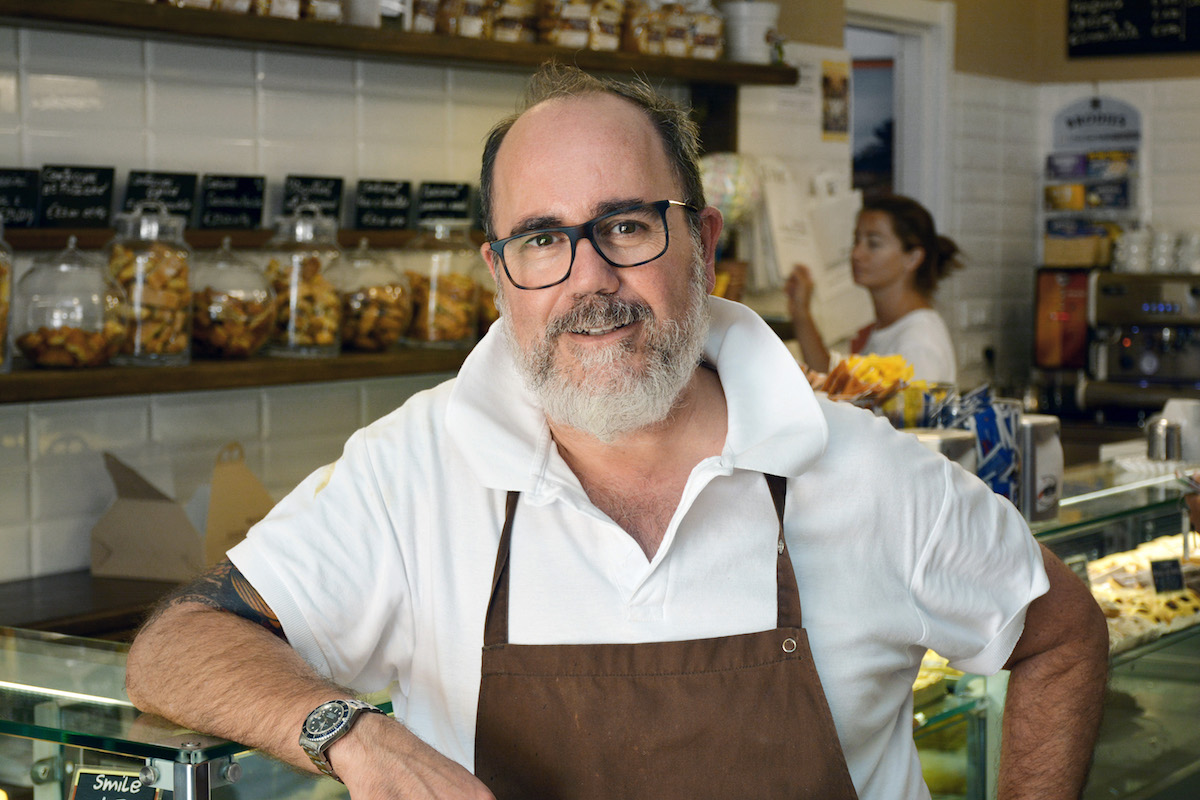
<box><xmin>304</xmin><ymin>701</ymin><xmax>349</xmax><ymax>739</ymax></box>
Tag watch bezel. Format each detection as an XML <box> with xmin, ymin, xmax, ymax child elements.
<box><xmin>303</xmin><ymin>699</ymin><xmax>354</xmax><ymax>744</ymax></box>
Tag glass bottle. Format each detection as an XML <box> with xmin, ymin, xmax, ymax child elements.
<box><xmin>107</xmin><ymin>200</ymin><xmax>193</xmax><ymax>366</ymax></box>
<box><xmin>0</xmin><ymin>220</ymin><xmax>11</xmax><ymax>373</ymax></box>
<box><xmin>191</xmin><ymin>236</ymin><xmax>275</xmax><ymax>359</ymax></box>
<box><xmin>327</xmin><ymin>238</ymin><xmax>413</xmax><ymax>352</ymax></box>
<box><xmin>262</xmin><ymin>203</ymin><xmax>342</xmax><ymax>358</ymax></box>
<box><xmin>399</xmin><ymin>218</ymin><xmax>482</xmax><ymax>348</ymax></box>
<box><xmin>14</xmin><ymin>236</ymin><xmax>127</xmax><ymax>368</ymax></box>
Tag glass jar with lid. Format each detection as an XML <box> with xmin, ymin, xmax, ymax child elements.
<box><xmin>191</xmin><ymin>236</ymin><xmax>275</xmax><ymax>359</ymax></box>
<box><xmin>14</xmin><ymin>236</ymin><xmax>127</xmax><ymax>368</ymax></box>
<box><xmin>327</xmin><ymin>238</ymin><xmax>413</xmax><ymax>352</ymax></box>
<box><xmin>262</xmin><ymin>203</ymin><xmax>342</xmax><ymax>358</ymax></box>
<box><xmin>399</xmin><ymin>218</ymin><xmax>483</xmax><ymax>348</ymax></box>
<box><xmin>0</xmin><ymin>220</ymin><xmax>12</xmax><ymax>373</ymax></box>
<box><xmin>107</xmin><ymin>200</ymin><xmax>193</xmax><ymax>366</ymax></box>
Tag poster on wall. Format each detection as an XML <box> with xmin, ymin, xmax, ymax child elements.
<box><xmin>821</xmin><ymin>60</ymin><xmax>850</xmax><ymax>143</ymax></box>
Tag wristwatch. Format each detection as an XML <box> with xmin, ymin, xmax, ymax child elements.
<box><xmin>299</xmin><ymin>698</ymin><xmax>385</xmax><ymax>781</ymax></box>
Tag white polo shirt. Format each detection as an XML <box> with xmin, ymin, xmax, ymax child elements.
<box><xmin>859</xmin><ymin>308</ymin><xmax>957</xmax><ymax>385</ymax></box>
<box><xmin>229</xmin><ymin>297</ymin><xmax>1046</xmax><ymax>800</ymax></box>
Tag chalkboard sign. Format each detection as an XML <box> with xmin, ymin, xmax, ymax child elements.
<box><xmin>198</xmin><ymin>174</ymin><xmax>265</xmax><ymax>229</ymax></box>
<box><xmin>0</xmin><ymin>168</ymin><xmax>40</xmax><ymax>228</ymax></box>
<box><xmin>1069</xmin><ymin>0</ymin><xmax>1200</xmax><ymax>58</ymax></box>
<box><xmin>124</xmin><ymin>171</ymin><xmax>198</xmax><ymax>218</ymax></box>
<box><xmin>283</xmin><ymin>174</ymin><xmax>344</xmax><ymax>218</ymax></box>
<box><xmin>1151</xmin><ymin>559</ymin><xmax>1185</xmax><ymax>593</ymax></box>
<box><xmin>70</xmin><ymin>767</ymin><xmax>159</xmax><ymax>800</ymax></box>
<box><xmin>355</xmin><ymin>179</ymin><xmax>412</xmax><ymax>229</ymax></box>
<box><xmin>416</xmin><ymin>182</ymin><xmax>472</xmax><ymax>221</ymax></box>
<box><xmin>39</xmin><ymin>165</ymin><xmax>115</xmax><ymax>228</ymax></box>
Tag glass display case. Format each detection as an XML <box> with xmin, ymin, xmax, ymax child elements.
<box><xmin>2</xmin><ymin>462</ymin><xmax>1198</xmax><ymax>800</ymax></box>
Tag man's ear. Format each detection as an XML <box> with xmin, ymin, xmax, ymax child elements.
<box><xmin>698</xmin><ymin>206</ymin><xmax>724</xmax><ymax>293</ymax></box>
<box><xmin>480</xmin><ymin>242</ymin><xmax>500</xmax><ymax>282</ymax></box>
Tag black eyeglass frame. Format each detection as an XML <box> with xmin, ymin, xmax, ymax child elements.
<box><xmin>487</xmin><ymin>199</ymin><xmax>700</xmax><ymax>290</ymax></box>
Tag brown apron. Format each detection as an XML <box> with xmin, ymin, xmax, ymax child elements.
<box><xmin>474</xmin><ymin>474</ymin><xmax>860</xmax><ymax>799</ymax></box>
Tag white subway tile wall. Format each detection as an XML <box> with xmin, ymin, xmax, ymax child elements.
<box><xmin>3</xmin><ymin>19</ymin><xmax>1198</xmax><ymax>582</ymax></box>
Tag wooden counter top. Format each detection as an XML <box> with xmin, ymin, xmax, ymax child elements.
<box><xmin>0</xmin><ymin>570</ymin><xmax>178</xmax><ymax>640</ymax></box>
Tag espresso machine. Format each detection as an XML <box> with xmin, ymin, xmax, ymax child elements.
<box><xmin>1078</xmin><ymin>271</ymin><xmax>1200</xmax><ymax>415</ymax></box>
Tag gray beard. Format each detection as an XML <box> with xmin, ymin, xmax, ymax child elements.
<box><xmin>500</xmin><ymin>254</ymin><xmax>711</xmax><ymax>443</ymax></box>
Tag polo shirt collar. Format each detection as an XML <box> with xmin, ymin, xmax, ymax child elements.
<box><xmin>445</xmin><ymin>297</ymin><xmax>828</xmax><ymax>493</ymax></box>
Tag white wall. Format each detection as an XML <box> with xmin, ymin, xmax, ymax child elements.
<box><xmin>0</xmin><ymin>24</ymin><xmax>530</xmax><ymax>583</ymax></box>
<box><xmin>941</xmin><ymin>73</ymin><xmax>1040</xmax><ymax>391</ymax></box>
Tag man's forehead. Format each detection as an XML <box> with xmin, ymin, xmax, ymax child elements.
<box><xmin>491</xmin><ymin>94</ymin><xmax>676</xmax><ymax>224</ymax></box>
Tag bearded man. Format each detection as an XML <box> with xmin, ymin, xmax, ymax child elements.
<box><xmin>127</xmin><ymin>64</ymin><xmax>1107</xmax><ymax>800</ymax></box>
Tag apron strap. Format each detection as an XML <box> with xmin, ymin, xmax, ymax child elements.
<box><xmin>483</xmin><ymin>490</ymin><xmax>520</xmax><ymax>648</ymax></box>
<box><xmin>767</xmin><ymin>473</ymin><xmax>804</xmax><ymax>630</ymax></box>
<box><xmin>484</xmin><ymin>476</ymin><xmax>803</xmax><ymax>645</ymax></box>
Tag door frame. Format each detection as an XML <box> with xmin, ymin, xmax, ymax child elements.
<box><xmin>844</xmin><ymin>0</ymin><xmax>955</xmax><ymax>222</ymax></box>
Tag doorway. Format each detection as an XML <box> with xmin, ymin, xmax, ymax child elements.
<box><xmin>843</xmin><ymin>0</ymin><xmax>954</xmax><ymax>220</ymax></box>
<box><xmin>847</xmin><ymin>26</ymin><xmax>897</xmax><ymax>202</ymax></box>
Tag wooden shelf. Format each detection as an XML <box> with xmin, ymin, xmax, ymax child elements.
<box><xmin>0</xmin><ymin>348</ymin><xmax>469</xmax><ymax>404</ymax></box>
<box><xmin>3</xmin><ymin>227</ymin><xmax>444</xmax><ymax>252</ymax></box>
<box><xmin>0</xmin><ymin>0</ymin><xmax>799</xmax><ymax>87</ymax></box>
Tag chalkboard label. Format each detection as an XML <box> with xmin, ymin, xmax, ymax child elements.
<box><xmin>0</xmin><ymin>168</ymin><xmax>40</xmax><ymax>228</ymax></box>
<box><xmin>70</xmin><ymin>767</ymin><xmax>159</xmax><ymax>800</ymax></box>
<box><xmin>1151</xmin><ymin>559</ymin><xmax>1185</xmax><ymax>593</ymax></box>
<box><xmin>1069</xmin><ymin>1</ymin><xmax>1200</xmax><ymax>58</ymax></box>
<box><xmin>355</xmin><ymin>179</ymin><xmax>411</xmax><ymax>229</ymax></box>
<box><xmin>124</xmin><ymin>171</ymin><xmax>198</xmax><ymax>218</ymax></box>
<box><xmin>283</xmin><ymin>174</ymin><xmax>344</xmax><ymax>218</ymax></box>
<box><xmin>39</xmin><ymin>165</ymin><xmax>115</xmax><ymax>228</ymax></box>
<box><xmin>199</xmin><ymin>174</ymin><xmax>265</xmax><ymax>229</ymax></box>
<box><xmin>416</xmin><ymin>182</ymin><xmax>472</xmax><ymax>221</ymax></box>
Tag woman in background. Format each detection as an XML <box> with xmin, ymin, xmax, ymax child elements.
<box><xmin>786</xmin><ymin>194</ymin><xmax>963</xmax><ymax>385</ymax></box>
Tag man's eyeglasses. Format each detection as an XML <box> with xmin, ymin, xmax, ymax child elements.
<box><xmin>488</xmin><ymin>199</ymin><xmax>699</xmax><ymax>290</ymax></box>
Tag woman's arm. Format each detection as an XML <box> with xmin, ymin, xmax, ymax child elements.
<box><xmin>784</xmin><ymin>264</ymin><xmax>832</xmax><ymax>372</ymax></box>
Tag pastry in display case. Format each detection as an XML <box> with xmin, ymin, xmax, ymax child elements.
<box><xmin>399</xmin><ymin>218</ymin><xmax>482</xmax><ymax>348</ymax></box>
<box><xmin>191</xmin><ymin>236</ymin><xmax>275</xmax><ymax>359</ymax></box>
<box><xmin>107</xmin><ymin>200</ymin><xmax>193</xmax><ymax>367</ymax></box>
<box><xmin>327</xmin><ymin>238</ymin><xmax>414</xmax><ymax>352</ymax></box>
<box><xmin>14</xmin><ymin>236</ymin><xmax>128</xmax><ymax>368</ymax></box>
<box><xmin>262</xmin><ymin>203</ymin><xmax>343</xmax><ymax>359</ymax></box>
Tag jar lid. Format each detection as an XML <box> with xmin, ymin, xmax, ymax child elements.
<box><xmin>272</xmin><ymin>202</ymin><xmax>339</xmax><ymax>243</ymax></box>
<box><xmin>35</xmin><ymin>234</ymin><xmax>104</xmax><ymax>272</ymax></box>
<box><xmin>112</xmin><ymin>200</ymin><xmax>187</xmax><ymax>241</ymax></box>
<box><xmin>195</xmin><ymin>235</ymin><xmax>258</xmax><ymax>271</ymax></box>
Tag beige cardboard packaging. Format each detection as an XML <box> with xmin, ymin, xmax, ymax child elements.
<box><xmin>91</xmin><ymin>442</ymin><xmax>276</xmax><ymax>583</ymax></box>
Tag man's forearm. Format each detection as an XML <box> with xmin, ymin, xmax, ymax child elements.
<box><xmin>126</xmin><ymin>602</ymin><xmax>348</xmax><ymax>772</ymax></box>
<box><xmin>996</xmin><ymin>621</ymin><xmax>1109</xmax><ymax>798</ymax></box>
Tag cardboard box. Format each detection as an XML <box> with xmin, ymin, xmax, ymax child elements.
<box><xmin>91</xmin><ymin>442</ymin><xmax>276</xmax><ymax>583</ymax></box>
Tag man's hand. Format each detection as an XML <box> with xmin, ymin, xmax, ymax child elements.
<box><xmin>330</xmin><ymin>713</ymin><xmax>494</xmax><ymax>800</ymax></box>
<box><xmin>998</xmin><ymin>543</ymin><xmax>1109</xmax><ymax>800</ymax></box>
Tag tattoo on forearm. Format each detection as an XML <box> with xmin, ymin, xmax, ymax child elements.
<box><xmin>152</xmin><ymin>559</ymin><xmax>286</xmax><ymax>640</ymax></box>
